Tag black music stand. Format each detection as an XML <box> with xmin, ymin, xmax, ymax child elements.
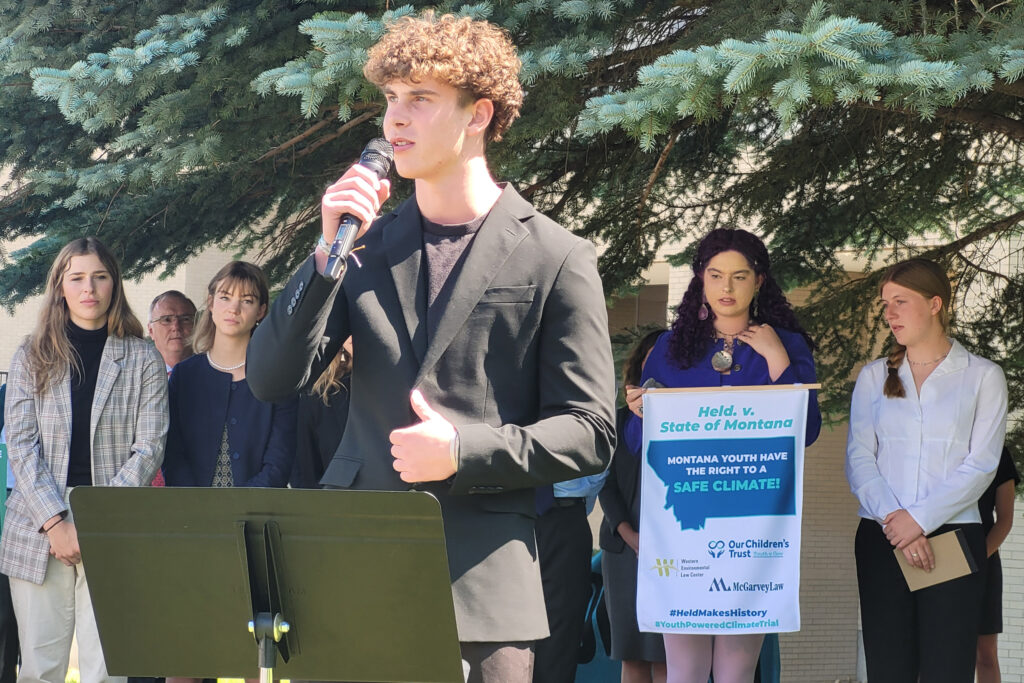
<box><xmin>70</xmin><ymin>487</ymin><xmax>463</xmax><ymax>683</ymax></box>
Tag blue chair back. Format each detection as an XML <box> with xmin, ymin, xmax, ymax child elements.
<box><xmin>575</xmin><ymin>551</ymin><xmax>621</xmax><ymax>682</ymax></box>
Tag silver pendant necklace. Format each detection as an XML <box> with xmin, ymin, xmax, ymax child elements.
<box><xmin>711</xmin><ymin>337</ymin><xmax>735</xmax><ymax>373</ymax></box>
<box><xmin>711</xmin><ymin>325</ymin><xmax>748</xmax><ymax>373</ymax></box>
<box><xmin>207</xmin><ymin>353</ymin><xmax>246</xmax><ymax>372</ymax></box>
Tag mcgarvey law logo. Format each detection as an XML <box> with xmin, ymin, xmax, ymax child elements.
<box><xmin>709</xmin><ymin>577</ymin><xmax>784</xmax><ymax>593</ymax></box>
<box><xmin>651</xmin><ymin>558</ymin><xmax>678</xmax><ymax>577</ymax></box>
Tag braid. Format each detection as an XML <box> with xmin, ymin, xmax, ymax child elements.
<box><xmin>883</xmin><ymin>343</ymin><xmax>906</xmax><ymax>398</ymax></box>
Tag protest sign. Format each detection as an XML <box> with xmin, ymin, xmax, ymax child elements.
<box><xmin>637</xmin><ymin>385</ymin><xmax>814</xmax><ymax>634</ymax></box>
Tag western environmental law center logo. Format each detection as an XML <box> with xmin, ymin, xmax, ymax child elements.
<box><xmin>708</xmin><ymin>540</ymin><xmax>725</xmax><ymax>558</ymax></box>
<box><xmin>651</xmin><ymin>558</ymin><xmax>677</xmax><ymax>577</ymax></box>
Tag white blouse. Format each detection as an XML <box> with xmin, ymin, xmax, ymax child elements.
<box><xmin>845</xmin><ymin>339</ymin><xmax>1007</xmax><ymax>535</ymax></box>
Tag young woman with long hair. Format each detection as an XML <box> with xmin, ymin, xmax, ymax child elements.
<box><xmin>846</xmin><ymin>258</ymin><xmax>1006</xmax><ymax>682</ymax></box>
<box><xmin>0</xmin><ymin>237</ymin><xmax>167</xmax><ymax>683</ymax></box>
<box><xmin>162</xmin><ymin>261</ymin><xmax>296</xmax><ymax>490</ymax></box>
<box><xmin>599</xmin><ymin>328</ymin><xmax>667</xmax><ymax>683</ymax></box>
<box><xmin>624</xmin><ymin>228</ymin><xmax>821</xmax><ymax>683</ymax></box>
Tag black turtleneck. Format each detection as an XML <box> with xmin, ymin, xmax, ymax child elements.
<box><xmin>67</xmin><ymin>322</ymin><xmax>108</xmax><ymax>487</ymax></box>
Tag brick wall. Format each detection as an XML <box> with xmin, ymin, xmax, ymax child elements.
<box><xmin>607</xmin><ymin>284</ymin><xmax>670</xmax><ymax>335</ymax></box>
<box><xmin>780</xmin><ymin>422</ymin><xmax>862</xmax><ymax>682</ymax></box>
<box><xmin>996</xmin><ymin>508</ymin><xmax>1024</xmax><ymax>677</ymax></box>
<box><xmin>667</xmin><ymin>263</ymin><xmax>690</xmax><ymax>319</ymax></box>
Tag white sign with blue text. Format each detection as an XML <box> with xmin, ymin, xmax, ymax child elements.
<box><xmin>637</xmin><ymin>385</ymin><xmax>810</xmax><ymax>634</ymax></box>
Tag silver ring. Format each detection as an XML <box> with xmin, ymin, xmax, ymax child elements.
<box><xmin>911</xmin><ymin>553</ymin><xmax>919</xmax><ymax>557</ymax></box>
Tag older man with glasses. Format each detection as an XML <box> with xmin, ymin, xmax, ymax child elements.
<box><xmin>147</xmin><ymin>290</ymin><xmax>197</xmax><ymax>374</ymax></box>
<box><xmin>130</xmin><ymin>290</ymin><xmax>198</xmax><ymax>683</ymax></box>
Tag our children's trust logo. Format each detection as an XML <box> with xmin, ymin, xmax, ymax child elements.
<box><xmin>708</xmin><ymin>540</ymin><xmax>725</xmax><ymax>558</ymax></box>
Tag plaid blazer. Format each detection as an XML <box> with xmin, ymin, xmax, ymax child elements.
<box><xmin>0</xmin><ymin>334</ymin><xmax>168</xmax><ymax>584</ymax></box>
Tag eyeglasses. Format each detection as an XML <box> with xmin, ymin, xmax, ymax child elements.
<box><xmin>150</xmin><ymin>314</ymin><xmax>195</xmax><ymax>327</ymax></box>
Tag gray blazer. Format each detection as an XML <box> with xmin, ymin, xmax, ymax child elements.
<box><xmin>0</xmin><ymin>335</ymin><xmax>168</xmax><ymax>584</ymax></box>
<box><xmin>248</xmin><ymin>186</ymin><xmax>616</xmax><ymax>641</ymax></box>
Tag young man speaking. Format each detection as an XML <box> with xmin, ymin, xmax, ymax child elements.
<box><xmin>248</xmin><ymin>13</ymin><xmax>615</xmax><ymax>682</ymax></box>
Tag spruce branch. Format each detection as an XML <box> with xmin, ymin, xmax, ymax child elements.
<box><xmin>969</xmin><ymin>0</ymin><xmax>1010</xmax><ymax>28</ymax></box>
<box><xmin>856</xmin><ymin>99</ymin><xmax>1024</xmax><ymax>140</ymax></box>
<box><xmin>255</xmin><ymin>106</ymin><xmax>341</xmax><ymax>162</ymax></box>
<box><xmin>579</xmin><ymin>9</ymin><xmax>1023</xmax><ymax>139</ymax></box>
<box><xmin>291</xmin><ymin>109</ymin><xmax>380</xmax><ymax>160</ymax></box>
<box><xmin>637</xmin><ymin>119</ymin><xmax>688</xmax><ymax>226</ymax></box>
<box><xmin>96</xmin><ymin>182</ymin><xmax>125</xmax><ymax>233</ymax></box>
<box><xmin>920</xmin><ymin>208</ymin><xmax>1024</xmax><ymax>260</ymax></box>
<box><xmin>954</xmin><ymin>251</ymin><xmax>1014</xmax><ymax>284</ymax></box>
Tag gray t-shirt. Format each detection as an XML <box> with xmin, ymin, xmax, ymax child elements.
<box><xmin>421</xmin><ymin>212</ymin><xmax>488</xmax><ymax>334</ymax></box>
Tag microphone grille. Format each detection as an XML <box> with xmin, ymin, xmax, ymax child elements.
<box><xmin>366</xmin><ymin>137</ymin><xmax>394</xmax><ymax>158</ymax></box>
<box><xmin>361</xmin><ymin>138</ymin><xmax>394</xmax><ymax>178</ymax></box>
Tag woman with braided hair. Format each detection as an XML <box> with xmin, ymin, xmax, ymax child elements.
<box><xmin>623</xmin><ymin>227</ymin><xmax>821</xmax><ymax>683</ymax></box>
<box><xmin>846</xmin><ymin>258</ymin><xmax>1006</xmax><ymax>682</ymax></box>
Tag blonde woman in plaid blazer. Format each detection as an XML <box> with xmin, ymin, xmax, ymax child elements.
<box><xmin>0</xmin><ymin>237</ymin><xmax>168</xmax><ymax>683</ymax></box>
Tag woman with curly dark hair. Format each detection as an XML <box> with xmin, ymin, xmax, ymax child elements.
<box><xmin>623</xmin><ymin>227</ymin><xmax>821</xmax><ymax>683</ymax></box>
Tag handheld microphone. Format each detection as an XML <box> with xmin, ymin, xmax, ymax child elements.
<box><xmin>324</xmin><ymin>138</ymin><xmax>395</xmax><ymax>280</ymax></box>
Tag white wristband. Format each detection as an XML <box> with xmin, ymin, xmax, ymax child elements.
<box><xmin>450</xmin><ymin>431</ymin><xmax>460</xmax><ymax>472</ymax></box>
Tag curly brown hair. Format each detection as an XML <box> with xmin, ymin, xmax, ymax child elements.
<box><xmin>363</xmin><ymin>12</ymin><xmax>523</xmax><ymax>142</ymax></box>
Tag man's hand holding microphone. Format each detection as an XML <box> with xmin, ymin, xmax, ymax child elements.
<box><xmin>317</xmin><ymin>138</ymin><xmax>458</xmax><ymax>484</ymax></box>
<box><xmin>315</xmin><ymin>139</ymin><xmax>394</xmax><ymax>279</ymax></box>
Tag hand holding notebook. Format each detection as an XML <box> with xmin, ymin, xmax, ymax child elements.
<box><xmin>894</xmin><ymin>528</ymin><xmax>978</xmax><ymax>591</ymax></box>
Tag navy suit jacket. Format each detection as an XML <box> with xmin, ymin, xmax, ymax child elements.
<box><xmin>163</xmin><ymin>353</ymin><xmax>296</xmax><ymax>488</ymax></box>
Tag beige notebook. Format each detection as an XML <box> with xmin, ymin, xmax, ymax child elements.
<box><xmin>894</xmin><ymin>528</ymin><xmax>978</xmax><ymax>591</ymax></box>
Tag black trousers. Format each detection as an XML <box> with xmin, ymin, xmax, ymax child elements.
<box><xmin>533</xmin><ymin>500</ymin><xmax>593</xmax><ymax>683</ymax></box>
<box><xmin>855</xmin><ymin>519</ymin><xmax>986</xmax><ymax>683</ymax></box>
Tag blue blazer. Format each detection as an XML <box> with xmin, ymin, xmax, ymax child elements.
<box><xmin>163</xmin><ymin>353</ymin><xmax>296</xmax><ymax>488</ymax></box>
